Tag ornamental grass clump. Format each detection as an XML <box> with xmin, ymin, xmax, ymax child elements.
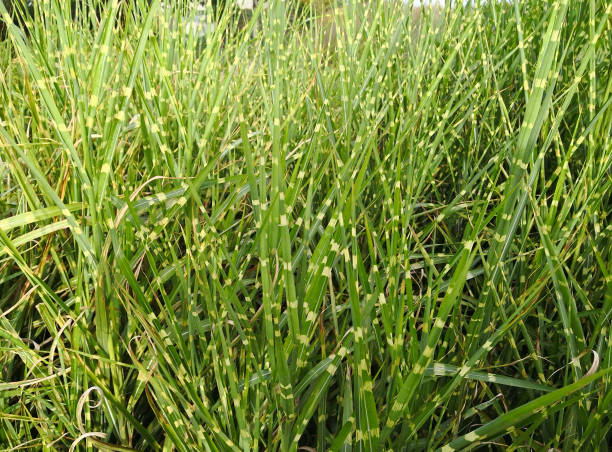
<box><xmin>0</xmin><ymin>0</ymin><xmax>611</xmax><ymax>450</ymax></box>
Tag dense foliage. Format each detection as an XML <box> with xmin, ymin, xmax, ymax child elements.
<box><xmin>0</xmin><ymin>0</ymin><xmax>611</xmax><ymax>450</ymax></box>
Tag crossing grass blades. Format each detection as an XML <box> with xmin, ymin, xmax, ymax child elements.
<box><xmin>0</xmin><ymin>0</ymin><xmax>611</xmax><ymax>450</ymax></box>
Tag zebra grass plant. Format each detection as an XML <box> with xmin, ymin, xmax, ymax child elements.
<box><xmin>0</xmin><ymin>0</ymin><xmax>611</xmax><ymax>450</ymax></box>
